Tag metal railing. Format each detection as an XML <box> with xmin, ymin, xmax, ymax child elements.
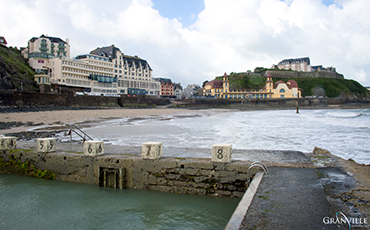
<box><xmin>67</xmin><ymin>124</ymin><xmax>93</xmax><ymax>143</ymax></box>
<box><xmin>246</xmin><ymin>161</ymin><xmax>269</xmax><ymax>185</ymax></box>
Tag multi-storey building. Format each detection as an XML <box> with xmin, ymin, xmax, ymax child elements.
<box><xmin>173</xmin><ymin>83</ymin><xmax>183</xmax><ymax>99</ymax></box>
<box><xmin>183</xmin><ymin>84</ymin><xmax>201</xmax><ymax>98</ymax></box>
<box><xmin>277</xmin><ymin>57</ymin><xmax>311</xmax><ymax>72</ymax></box>
<box><xmin>203</xmin><ymin>79</ymin><xmax>223</xmax><ymax>98</ymax></box>
<box><xmin>22</xmin><ymin>35</ymin><xmax>160</xmax><ymax>96</ymax></box>
<box><xmin>89</xmin><ymin>45</ymin><xmax>159</xmax><ymax>96</ymax></box>
<box><xmin>154</xmin><ymin>78</ymin><xmax>173</xmax><ymax>97</ymax></box>
<box><xmin>276</xmin><ymin>57</ymin><xmax>336</xmax><ymax>73</ymax></box>
<box><xmin>203</xmin><ymin>72</ymin><xmax>301</xmax><ymax>99</ymax></box>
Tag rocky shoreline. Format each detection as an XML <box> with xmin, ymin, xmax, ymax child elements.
<box><xmin>309</xmin><ymin>147</ymin><xmax>370</xmax><ymax>219</ymax></box>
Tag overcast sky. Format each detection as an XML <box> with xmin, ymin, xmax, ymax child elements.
<box><xmin>1</xmin><ymin>0</ymin><xmax>369</xmax><ymax>87</ymax></box>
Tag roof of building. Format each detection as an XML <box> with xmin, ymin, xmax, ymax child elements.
<box><xmin>278</xmin><ymin>57</ymin><xmax>310</xmax><ymax>65</ymax></box>
<box><xmin>205</xmin><ymin>79</ymin><xmax>223</xmax><ymax>88</ymax></box>
<box><xmin>29</xmin><ymin>34</ymin><xmax>67</xmax><ymax>44</ymax></box>
<box><xmin>154</xmin><ymin>78</ymin><xmax>172</xmax><ymax>84</ymax></box>
<box><xmin>173</xmin><ymin>83</ymin><xmax>183</xmax><ymax>90</ymax></box>
<box><xmin>310</xmin><ymin>65</ymin><xmax>323</xmax><ymax>70</ymax></box>
<box><xmin>90</xmin><ymin>45</ymin><xmax>152</xmax><ymax>70</ymax></box>
<box><xmin>273</xmin><ymin>80</ymin><xmax>299</xmax><ymax>89</ymax></box>
<box><xmin>287</xmin><ymin>80</ymin><xmax>298</xmax><ymax>88</ymax></box>
<box><xmin>90</xmin><ymin>45</ymin><xmax>121</xmax><ymax>59</ymax></box>
<box><xmin>0</xmin><ymin>36</ymin><xmax>7</xmax><ymax>45</ymax></box>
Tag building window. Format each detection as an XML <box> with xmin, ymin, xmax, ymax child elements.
<box><xmin>281</xmin><ymin>95</ymin><xmax>285</xmax><ymax>98</ymax></box>
<box><xmin>280</xmin><ymin>88</ymin><xmax>285</xmax><ymax>93</ymax></box>
<box><xmin>40</xmin><ymin>39</ymin><xmax>48</xmax><ymax>53</ymax></box>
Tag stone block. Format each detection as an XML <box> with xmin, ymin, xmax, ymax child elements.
<box><xmin>0</xmin><ymin>137</ymin><xmax>16</xmax><ymax>150</ymax></box>
<box><xmin>233</xmin><ymin>191</ymin><xmax>245</xmax><ymax>198</ymax></box>
<box><xmin>194</xmin><ymin>176</ymin><xmax>206</xmax><ymax>183</ymax></box>
<box><xmin>217</xmin><ymin>190</ymin><xmax>232</xmax><ymax>196</ymax></box>
<box><xmin>37</xmin><ymin>138</ymin><xmax>56</xmax><ymax>152</ymax></box>
<box><xmin>142</xmin><ymin>142</ymin><xmax>162</xmax><ymax>159</ymax></box>
<box><xmin>212</xmin><ymin>144</ymin><xmax>232</xmax><ymax>162</ymax></box>
<box><xmin>84</xmin><ymin>141</ymin><xmax>104</xmax><ymax>156</ymax></box>
<box><xmin>157</xmin><ymin>177</ymin><xmax>167</xmax><ymax>185</ymax></box>
<box><xmin>160</xmin><ymin>186</ymin><xmax>173</xmax><ymax>193</ymax></box>
<box><xmin>196</xmin><ymin>189</ymin><xmax>207</xmax><ymax>195</ymax></box>
<box><xmin>148</xmin><ymin>175</ymin><xmax>157</xmax><ymax>185</ymax></box>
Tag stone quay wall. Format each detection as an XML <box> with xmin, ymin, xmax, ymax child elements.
<box><xmin>0</xmin><ymin>90</ymin><xmax>170</xmax><ymax>109</ymax></box>
<box><xmin>0</xmin><ymin>150</ymin><xmax>250</xmax><ymax>198</ymax></box>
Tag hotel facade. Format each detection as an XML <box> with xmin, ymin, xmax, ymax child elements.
<box><xmin>22</xmin><ymin>35</ymin><xmax>160</xmax><ymax>96</ymax></box>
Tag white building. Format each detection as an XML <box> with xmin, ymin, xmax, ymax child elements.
<box><xmin>276</xmin><ymin>57</ymin><xmax>336</xmax><ymax>73</ymax></box>
<box><xmin>22</xmin><ymin>35</ymin><xmax>160</xmax><ymax>96</ymax></box>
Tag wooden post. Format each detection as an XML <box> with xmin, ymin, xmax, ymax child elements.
<box><xmin>296</xmin><ymin>101</ymin><xmax>299</xmax><ymax>114</ymax></box>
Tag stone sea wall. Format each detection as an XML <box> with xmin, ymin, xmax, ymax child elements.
<box><xmin>0</xmin><ymin>149</ymin><xmax>250</xmax><ymax>198</ymax></box>
<box><xmin>0</xmin><ymin>90</ymin><xmax>170</xmax><ymax>109</ymax></box>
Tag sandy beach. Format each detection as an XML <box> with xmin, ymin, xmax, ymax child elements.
<box><xmin>0</xmin><ymin>108</ymin><xmax>209</xmax><ymax>134</ymax></box>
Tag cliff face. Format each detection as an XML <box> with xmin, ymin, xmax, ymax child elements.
<box><xmin>0</xmin><ymin>45</ymin><xmax>38</xmax><ymax>92</ymax></box>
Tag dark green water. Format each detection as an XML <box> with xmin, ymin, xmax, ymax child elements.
<box><xmin>0</xmin><ymin>174</ymin><xmax>240</xmax><ymax>230</ymax></box>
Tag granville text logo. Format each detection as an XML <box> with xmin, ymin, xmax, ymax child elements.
<box><xmin>323</xmin><ymin>212</ymin><xmax>368</xmax><ymax>229</ymax></box>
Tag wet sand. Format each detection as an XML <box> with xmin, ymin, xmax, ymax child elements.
<box><xmin>0</xmin><ymin>108</ymin><xmax>214</xmax><ymax>134</ymax></box>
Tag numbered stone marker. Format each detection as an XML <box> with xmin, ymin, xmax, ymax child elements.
<box><xmin>37</xmin><ymin>138</ymin><xmax>56</xmax><ymax>152</ymax></box>
<box><xmin>142</xmin><ymin>142</ymin><xmax>162</xmax><ymax>159</ymax></box>
<box><xmin>212</xmin><ymin>144</ymin><xmax>232</xmax><ymax>162</ymax></box>
<box><xmin>84</xmin><ymin>141</ymin><xmax>104</xmax><ymax>156</ymax></box>
<box><xmin>0</xmin><ymin>136</ymin><xmax>17</xmax><ymax>150</ymax></box>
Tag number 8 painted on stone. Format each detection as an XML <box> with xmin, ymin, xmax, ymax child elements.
<box><xmin>217</xmin><ymin>149</ymin><xmax>223</xmax><ymax>159</ymax></box>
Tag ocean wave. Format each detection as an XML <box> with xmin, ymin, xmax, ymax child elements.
<box><xmin>325</xmin><ymin>111</ymin><xmax>362</xmax><ymax>118</ymax></box>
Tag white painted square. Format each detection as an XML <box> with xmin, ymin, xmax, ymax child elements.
<box><xmin>142</xmin><ymin>142</ymin><xmax>162</xmax><ymax>159</ymax></box>
<box><xmin>84</xmin><ymin>141</ymin><xmax>104</xmax><ymax>156</ymax></box>
<box><xmin>212</xmin><ymin>144</ymin><xmax>232</xmax><ymax>162</ymax></box>
<box><xmin>0</xmin><ymin>137</ymin><xmax>17</xmax><ymax>150</ymax></box>
<box><xmin>37</xmin><ymin>138</ymin><xmax>56</xmax><ymax>152</ymax></box>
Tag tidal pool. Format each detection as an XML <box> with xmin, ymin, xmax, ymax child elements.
<box><xmin>0</xmin><ymin>174</ymin><xmax>240</xmax><ymax>230</ymax></box>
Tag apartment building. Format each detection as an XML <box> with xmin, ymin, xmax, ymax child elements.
<box><xmin>173</xmin><ymin>83</ymin><xmax>183</xmax><ymax>99</ymax></box>
<box><xmin>154</xmin><ymin>78</ymin><xmax>173</xmax><ymax>97</ymax></box>
<box><xmin>22</xmin><ymin>35</ymin><xmax>160</xmax><ymax>96</ymax></box>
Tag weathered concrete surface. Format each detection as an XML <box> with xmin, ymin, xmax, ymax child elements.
<box><xmin>226</xmin><ymin>171</ymin><xmax>264</xmax><ymax>230</ymax></box>
<box><xmin>239</xmin><ymin>167</ymin><xmax>337</xmax><ymax>230</ymax></box>
<box><xmin>0</xmin><ymin>149</ymin><xmax>259</xmax><ymax>198</ymax></box>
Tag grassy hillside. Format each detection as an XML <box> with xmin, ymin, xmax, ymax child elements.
<box><xmin>0</xmin><ymin>45</ymin><xmax>38</xmax><ymax>91</ymax></box>
<box><xmin>289</xmin><ymin>77</ymin><xmax>369</xmax><ymax>97</ymax></box>
<box><xmin>216</xmin><ymin>72</ymin><xmax>265</xmax><ymax>91</ymax></box>
<box><xmin>216</xmin><ymin>72</ymin><xmax>369</xmax><ymax>98</ymax></box>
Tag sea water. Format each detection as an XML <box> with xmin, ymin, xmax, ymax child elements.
<box><xmin>83</xmin><ymin>109</ymin><xmax>370</xmax><ymax>164</ymax></box>
<box><xmin>0</xmin><ymin>174</ymin><xmax>239</xmax><ymax>230</ymax></box>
